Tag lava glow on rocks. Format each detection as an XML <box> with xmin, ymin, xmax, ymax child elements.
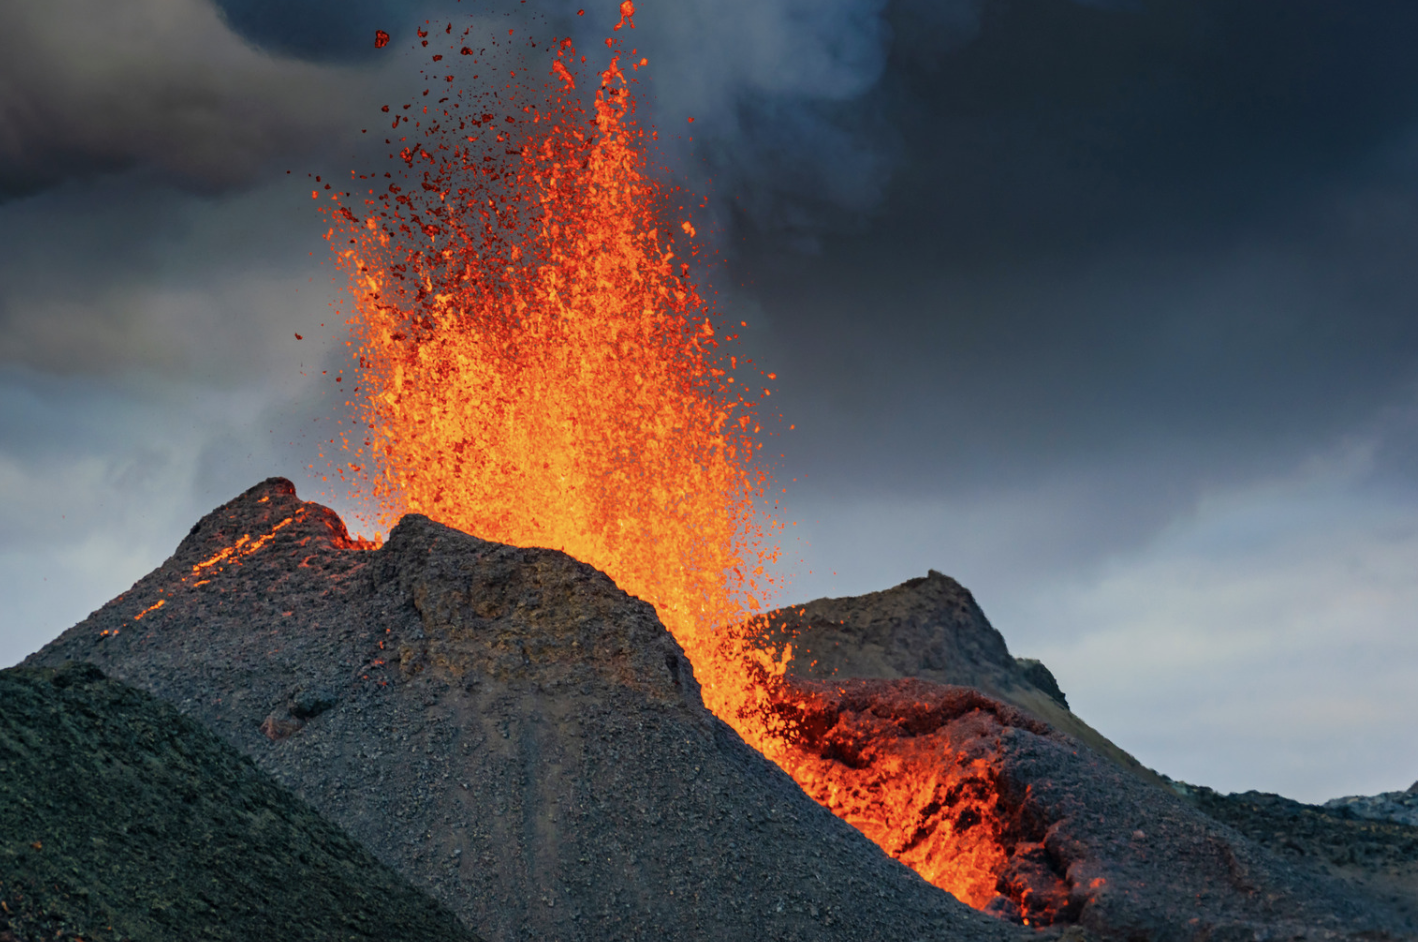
<box><xmin>325</xmin><ymin>2</ymin><xmax>1022</xmax><ymax>919</ymax></box>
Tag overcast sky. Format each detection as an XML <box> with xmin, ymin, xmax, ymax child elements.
<box><xmin>3</xmin><ymin>0</ymin><xmax>1417</xmax><ymax>804</ymax></box>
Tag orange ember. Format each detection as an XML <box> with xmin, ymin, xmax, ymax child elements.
<box><xmin>115</xmin><ymin>511</ymin><xmax>349</xmax><ymax>634</ymax></box>
<box><xmin>192</xmin><ymin>516</ymin><xmax>297</xmax><ymax>573</ymax></box>
<box><xmin>133</xmin><ymin>599</ymin><xmax>166</xmax><ymax>622</ymax></box>
<box><xmin>325</xmin><ymin>4</ymin><xmax>1024</xmax><ymax>920</ymax></box>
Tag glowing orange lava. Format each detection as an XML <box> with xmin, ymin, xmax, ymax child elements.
<box><xmin>132</xmin><ymin>599</ymin><xmax>166</xmax><ymax>621</ymax></box>
<box><xmin>327</xmin><ymin>4</ymin><xmax>1021</xmax><ymax>917</ymax></box>
<box><xmin>330</xmin><ymin>8</ymin><xmax>786</xmax><ymax>742</ymax></box>
<box><xmin>766</xmin><ymin>680</ymin><xmax>1075</xmax><ymax>918</ymax></box>
<box><xmin>191</xmin><ymin>516</ymin><xmax>296</xmax><ymax>573</ymax></box>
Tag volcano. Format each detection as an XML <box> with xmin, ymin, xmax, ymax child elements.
<box><xmin>22</xmin><ymin>479</ymin><xmax>1418</xmax><ymax>941</ymax></box>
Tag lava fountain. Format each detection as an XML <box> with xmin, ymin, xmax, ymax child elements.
<box><xmin>324</xmin><ymin>2</ymin><xmax>1017</xmax><ymax>917</ymax></box>
<box><xmin>328</xmin><ymin>5</ymin><xmax>787</xmax><ymax>745</ymax></box>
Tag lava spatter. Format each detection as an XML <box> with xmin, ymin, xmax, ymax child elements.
<box><xmin>329</xmin><ymin>7</ymin><xmax>788</xmax><ymax>748</ymax></box>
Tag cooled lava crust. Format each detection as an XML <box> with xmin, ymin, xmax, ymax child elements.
<box><xmin>0</xmin><ymin>661</ymin><xmax>480</xmax><ymax>942</ymax></box>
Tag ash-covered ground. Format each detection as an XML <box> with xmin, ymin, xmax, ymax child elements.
<box><xmin>18</xmin><ymin>478</ymin><xmax>1418</xmax><ymax>941</ymax></box>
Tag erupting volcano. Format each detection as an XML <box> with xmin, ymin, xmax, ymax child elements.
<box><xmin>323</xmin><ymin>2</ymin><xmax>1028</xmax><ymax>913</ymax></box>
<box><xmin>11</xmin><ymin>6</ymin><xmax>1418</xmax><ymax>941</ymax></box>
<box><xmin>328</xmin><ymin>3</ymin><xmax>793</xmax><ymax>752</ymax></box>
<box><xmin>273</xmin><ymin>4</ymin><xmax>1417</xmax><ymax>932</ymax></box>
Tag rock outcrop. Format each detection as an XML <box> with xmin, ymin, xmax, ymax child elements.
<box><xmin>26</xmin><ymin>478</ymin><xmax>1022</xmax><ymax>942</ymax></box>
<box><xmin>769</xmin><ymin>677</ymin><xmax>1416</xmax><ymax>939</ymax></box>
<box><xmin>0</xmin><ymin>661</ymin><xmax>479</xmax><ymax>942</ymax></box>
<box><xmin>753</xmin><ymin>570</ymin><xmax>1160</xmax><ymax>784</ymax></box>
<box><xmin>1325</xmin><ymin>782</ymin><xmax>1418</xmax><ymax>828</ymax></box>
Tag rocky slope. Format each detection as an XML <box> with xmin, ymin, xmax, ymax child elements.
<box><xmin>0</xmin><ymin>661</ymin><xmax>479</xmax><ymax>942</ymax></box>
<box><xmin>24</xmin><ymin>479</ymin><xmax>1417</xmax><ymax>940</ymax></box>
<box><xmin>753</xmin><ymin>571</ymin><xmax>1417</xmax><ymax>938</ymax></box>
<box><xmin>1175</xmin><ymin>782</ymin><xmax>1418</xmax><ymax>930</ymax></box>
<box><xmin>753</xmin><ymin>570</ymin><xmax>1162</xmax><ymax>785</ymax></box>
<box><xmin>27</xmin><ymin>478</ymin><xmax>1023</xmax><ymax>942</ymax></box>
<box><xmin>769</xmin><ymin>677</ymin><xmax>1415</xmax><ymax>939</ymax></box>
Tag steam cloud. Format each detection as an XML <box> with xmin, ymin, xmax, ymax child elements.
<box><xmin>565</xmin><ymin>0</ymin><xmax>987</xmax><ymax>244</ymax></box>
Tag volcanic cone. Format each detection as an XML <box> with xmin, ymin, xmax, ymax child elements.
<box><xmin>27</xmin><ymin>478</ymin><xmax>1022</xmax><ymax>942</ymax></box>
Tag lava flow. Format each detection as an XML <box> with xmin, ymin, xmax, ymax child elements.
<box><xmin>325</xmin><ymin>3</ymin><xmax>1023</xmax><ymax>919</ymax></box>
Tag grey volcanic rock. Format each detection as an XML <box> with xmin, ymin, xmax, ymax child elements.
<box><xmin>1324</xmin><ymin>783</ymin><xmax>1418</xmax><ymax>828</ymax></box>
<box><xmin>771</xmin><ymin>677</ymin><xmax>1417</xmax><ymax>941</ymax></box>
<box><xmin>27</xmin><ymin>479</ymin><xmax>1022</xmax><ymax>942</ymax></box>
<box><xmin>754</xmin><ymin>570</ymin><xmax>1160</xmax><ymax>784</ymax></box>
<box><xmin>1176</xmin><ymin>783</ymin><xmax>1418</xmax><ymax>924</ymax></box>
<box><xmin>1015</xmin><ymin>658</ymin><xmax>1067</xmax><ymax>709</ymax></box>
<box><xmin>0</xmin><ymin>661</ymin><xmax>480</xmax><ymax>942</ymax></box>
<box><xmin>28</xmin><ymin>479</ymin><xmax>1415</xmax><ymax>941</ymax></box>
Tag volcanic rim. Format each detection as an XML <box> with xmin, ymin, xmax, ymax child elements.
<box><xmin>22</xmin><ymin>477</ymin><xmax>1418</xmax><ymax>941</ymax></box>
<box><xmin>751</xmin><ymin>569</ymin><xmax>1164</xmax><ymax>788</ymax></box>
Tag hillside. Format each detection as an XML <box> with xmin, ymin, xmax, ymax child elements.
<box><xmin>0</xmin><ymin>661</ymin><xmax>479</xmax><ymax>942</ymax></box>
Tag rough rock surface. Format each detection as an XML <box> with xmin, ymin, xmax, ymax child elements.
<box><xmin>26</xmin><ymin>479</ymin><xmax>1418</xmax><ymax>941</ymax></box>
<box><xmin>1324</xmin><ymin>782</ymin><xmax>1418</xmax><ymax>828</ymax></box>
<box><xmin>754</xmin><ymin>570</ymin><xmax>1161</xmax><ymax>785</ymax></box>
<box><xmin>1177</xmin><ymin>782</ymin><xmax>1418</xmax><ymax>929</ymax></box>
<box><xmin>0</xmin><ymin>662</ymin><xmax>479</xmax><ymax>942</ymax></box>
<box><xmin>769</xmin><ymin>677</ymin><xmax>1416</xmax><ymax>940</ymax></box>
<box><xmin>27</xmin><ymin>479</ymin><xmax>1023</xmax><ymax>942</ymax></box>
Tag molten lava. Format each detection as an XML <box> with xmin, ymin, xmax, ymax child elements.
<box><xmin>771</xmin><ymin>679</ymin><xmax>1076</xmax><ymax>923</ymax></box>
<box><xmin>326</xmin><ymin>4</ymin><xmax>1030</xmax><ymax>919</ymax></box>
<box><xmin>329</xmin><ymin>8</ymin><xmax>790</xmax><ymax>742</ymax></box>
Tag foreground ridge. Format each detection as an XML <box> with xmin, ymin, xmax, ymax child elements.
<box><xmin>0</xmin><ymin>661</ymin><xmax>480</xmax><ymax>942</ymax></box>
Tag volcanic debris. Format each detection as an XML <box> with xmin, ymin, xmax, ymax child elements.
<box><xmin>0</xmin><ymin>661</ymin><xmax>479</xmax><ymax>942</ymax></box>
<box><xmin>756</xmin><ymin>572</ymin><xmax>1418</xmax><ymax>939</ymax></box>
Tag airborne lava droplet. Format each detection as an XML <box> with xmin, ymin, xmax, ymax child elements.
<box><xmin>374</xmin><ymin>30</ymin><xmax>390</xmax><ymax>49</ymax></box>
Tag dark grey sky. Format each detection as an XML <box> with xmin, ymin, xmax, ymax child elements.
<box><xmin>3</xmin><ymin>0</ymin><xmax>1417</xmax><ymax>802</ymax></box>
